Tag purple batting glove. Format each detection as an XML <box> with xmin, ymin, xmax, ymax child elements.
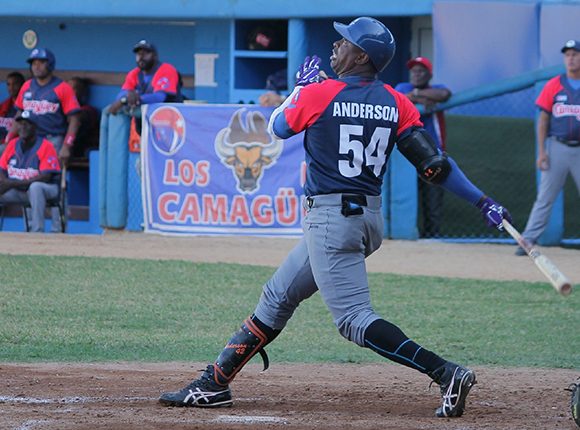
<box><xmin>476</xmin><ymin>196</ymin><xmax>512</xmax><ymax>231</ymax></box>
<box><xmin>295</xmin><ymin>55</ymin><xmax>322</xmax><ymax>86</ymax></box>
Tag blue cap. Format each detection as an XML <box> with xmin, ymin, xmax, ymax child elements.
<box><xmin>561</xmin><ymin>39</ymin><xmax>580</xmax><ymax>53</ymax></box>
<box><xmin>133</xmin><ymin>39</ymin><xmax>157</xmax><ymax>53</ymax></box>
<box><xmin>15</xmin><ymin>110</ymin><xmax>38</xmax><ymax>126</ymax></box>
<box><xmin>27</xmin><ymin>48</ymin><xmax>56</xmax><ymax>71</ymax></box>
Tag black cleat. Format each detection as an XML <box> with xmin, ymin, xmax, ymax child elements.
<box><xmin>429</xmin><ymin>362</ymin><xmax>476</xmax><ymax>418</ymax></box>
<box><xmin>159</xmin><ymin>365</ymin><xmax>233</xmax><ymax>408</ymax></box>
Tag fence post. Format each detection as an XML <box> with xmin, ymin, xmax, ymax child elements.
<box><xmin>388</xmin><ymin>150</ymin><xmax>418</xmax><ymax>239</ymax></box>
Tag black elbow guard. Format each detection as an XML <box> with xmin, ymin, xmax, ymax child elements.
<box><xmin>397</xmin><ymin>129</ymin><xmax>451</xmax><ymax>184</ymax></box>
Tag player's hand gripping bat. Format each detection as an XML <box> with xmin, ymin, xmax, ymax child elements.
<box><xmin>502</xmin><ymin>219</ymin><xmax>572</xmax><ymax>296</ymax></box>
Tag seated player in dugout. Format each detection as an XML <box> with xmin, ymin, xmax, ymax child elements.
<box><xmin>159</xmin><ymin>17</ymin><xmax>512</xmax><ymax>419</ymax></box>
<box><xmin>0</xmin><ymin>111</ymin><xmax>61</xmax><ymax>233</ymax></box>
<box><xmin>5</xmin><ymin>48</ymin><xmax>81</xmax><ymax>168</ymax></box>
<box><xmin>108</xmin><ymin>40</ymin><xmax>183</xmax><ymax>135</ymax></box>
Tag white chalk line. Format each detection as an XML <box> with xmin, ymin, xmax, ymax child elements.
<box><xmin>0</xmin><ymin>395</ymin><xmax>155</xmax><ymax>405</ymax></box>
<box><xmin>214</xmin><ymin>414</ymin><xmax>288</xmax><ymax>424</ymax></box>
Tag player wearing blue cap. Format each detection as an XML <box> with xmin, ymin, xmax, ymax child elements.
<box><xmin>0</xmin><ymin>111</ymin><xmax>61</xmax><ymax>232</ymax></box>
<box><xmin>159</xmin><ymin>17</ymin><xmax>511</xmax><ymax>418</ymax></box>
<box><xmin>515</xmin><ymin>39</ymin><xmax>580</xmax><ymax>255</ymax></box>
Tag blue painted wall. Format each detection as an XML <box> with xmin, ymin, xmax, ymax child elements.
<box><xmin>434</xmin><ymin>0</ymin><xmax>540</xmax><ymax>94</ymax></box>
<box><xmin>539</xmin><ymin>2</ymin><xmax>580</xmax><ymax>67</ymax></box>
<box><xmin>0</xmin><ymin>0</ymin><xmax>433</xmax><ymax>19</ymax></box>
<box><xmin>0</xmin><ymin>18</ymin><xmax>231</xmax><ymax>107</ymax></box>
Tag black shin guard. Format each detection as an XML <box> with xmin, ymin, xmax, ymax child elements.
<box><xmin>364</xmin><ymin>319</ymin><xmax>445</xmax><ymax>373</ymax></box>
<box><xmin>211</xmin><ymin>315</ymin><xmax>280</xmax><ymax>386</ymax></box>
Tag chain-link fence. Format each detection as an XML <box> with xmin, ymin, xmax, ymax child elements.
<box><xmin>428</xmin><ymin>87</ymin><xmax>580</xmax><ymax>241</ymax></box>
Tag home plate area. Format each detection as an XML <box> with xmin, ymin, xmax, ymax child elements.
<box><xmin>1</xmin><ymin>362</ymin><xmax>577</xmax><ymax>430</ymax></box>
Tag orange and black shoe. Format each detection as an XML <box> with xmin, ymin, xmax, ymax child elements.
<box><xmin>159</xmin><ymin>365</ymin><xmax>233</xmax><ymax>408</ymax></box>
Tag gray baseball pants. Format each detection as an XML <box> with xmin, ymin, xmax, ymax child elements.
<box><xmin>523</xmin><ymin>137</ymin><xmax>580</xmax><ymax>243</ymax></box>
<box><xmin>254</xmin><ymin>194</ymin><xmax>384</xmax><ymax>347</ymax></box>
<box><xmin>0</xmin><ymin>182</ymin><xmax>59</xmax><ymax>232</ymax></box>
<box><xmin>45</xmin><ymin>135</ymin><xmax>66</xmax><ymax>233</ymax></box>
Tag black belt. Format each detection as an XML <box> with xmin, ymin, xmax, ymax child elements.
<box><xmin>554</xmin><ymin>136</ymin><xmax>580</xmax><ymax>147</ymax></box>
<box><xmin>342</xmin><ymin>194</ymin><xmax>367</xmax><ymax>206</ymax></box>
<box><xmin>305</xmin><ymin>194</ymin><xmax>367</xmax><ymax>208</ymax></box>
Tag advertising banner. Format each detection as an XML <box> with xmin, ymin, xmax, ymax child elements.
<box><xmin>141</xmin><ymin>104</ymin><xmax>305</xmax><ymax>236</ymax></box>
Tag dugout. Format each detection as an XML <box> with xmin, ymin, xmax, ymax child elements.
<box><xmin>0</xmin><ymin>0</ymin><xmax>578</xmax><ymax>243</ymax></box>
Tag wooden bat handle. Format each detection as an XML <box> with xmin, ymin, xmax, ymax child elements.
<box><xmin>502</xmin><ymin>219</ymin><xmax>572</xmax><ymax>296</ymax></box>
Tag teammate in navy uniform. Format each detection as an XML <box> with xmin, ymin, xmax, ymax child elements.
<box><xmin>0</xmin><ymin>111</ymin><xmax>61</xmax><ymax>232</ymax></box>
<box><xmin>5</xmin><ymin>49</ymin><xmax>79</xmax><ymax>232</ymax></box>
<box><xmin>7</xmin><ymin>48</ymin><xmax>81</xmax><ymax>167</ymax></box>
<box><xmin>159</xmin><ymin>17</ymin><xmax>511</xmax><ymax>418</ymax></box>
<box><xmin>108</xmin><ymin>40</ymin><xmax>182</xmax><ymax>118</ymax></box>
<box><xmin>515</xmin><ymin>39</ymin><xmax>580</xmax><ymax>255</ymax></box>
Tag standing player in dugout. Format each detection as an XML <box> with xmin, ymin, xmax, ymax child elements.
<box><xmin>160</xmin><ymin>17</ymin><xmax>512</xmax><ymax>418</ymax></box>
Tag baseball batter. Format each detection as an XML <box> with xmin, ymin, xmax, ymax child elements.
<box><xmin>160</xmin><ymin>17</ymin><xmax>511</xmax><ymax>418</ymax></box>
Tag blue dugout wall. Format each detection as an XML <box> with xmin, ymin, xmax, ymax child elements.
<box><xmin>1</xmin><ymin>0</ymin><xmax>579</xmax><ymax>238</ymax></box>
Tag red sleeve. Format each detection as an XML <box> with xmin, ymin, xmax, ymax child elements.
<box><xmin>385</xmin><ymin>85</ymin><xmax>422</xmax><ymax>136</ymax></box>
<box><xmin>535</xmin><ymin>76</ymin><xmax>562</xmax><ymax>113</ymax></box>
<box><xmin>0</xmin><ymin>139</ymin><xmax>17</xmax><ymax>170</ymax></box>
<box><xmin>122</xmin><ymin>68</ymin><xmax>140</xmax><ymax>91</ymax></box>
<box><xmin>15</xmin><ymin>80</ymin><xmax>31</xmax><ymax>110</ymax></box>
<box><xmin>152</xmin><ymin>63</ymin><xmax>179</xmax><ymax>93</ymax></box>
<box><xmin>38</xmin><ymin>139</ymin><xmax>61</xmax><ymax>173</ymax></box>
<box><xmin>54</xmin><ymin>81</ymin><xmax>81</xmax><ymax>115</ymax></box>
<box><xmin>284</xmin><ymin>80</ymin><xmax>347</xmax><ymax>133</ymax></box>
<box><xmin>0</xmin><ymin>97</ymin><xmax>12</xmax><ymax>116</ymax></box>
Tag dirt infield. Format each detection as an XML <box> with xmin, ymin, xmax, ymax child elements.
<box><xmin>1</xmin><ymin>231</ymin><xmax>579</xmax><ymax>430</ymax></box>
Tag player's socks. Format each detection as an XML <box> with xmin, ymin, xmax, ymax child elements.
<box><xmin>363</xmin><ymin>319</ymin><xmax>446</xmax><ymax>373</ymax></box>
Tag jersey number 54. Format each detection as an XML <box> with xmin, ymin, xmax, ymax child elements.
<box><xmin>339</xmin><ymin>125</ymin><xmax>391</xmax><ymax>178</ymax></box>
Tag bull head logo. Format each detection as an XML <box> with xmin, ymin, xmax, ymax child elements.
<box><xmin>215</xmin><ymin>108</ymin><xmax>284</xmax><ymax>194</ymax></box>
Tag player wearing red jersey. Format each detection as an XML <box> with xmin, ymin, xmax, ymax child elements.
<box><xmin>0</xmin><ymin>111</ymin><xmax>61</xmax><ymax>232</ymax></box>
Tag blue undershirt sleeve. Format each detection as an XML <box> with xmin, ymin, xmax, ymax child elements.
<box><xmin>115</xmin><ymin>90</ymin><xmax>128</xmax><ymax>101</ymax></box>
<box><xmin>140</xmin><ymin>92</ymin><xmax>167</xmax><ymax>104</ymax></box>
<box><xmin>272</xmin><ymin>113</ymin><xmax>296</xmax><ymax>139</ymax></box>
<box><xmin>440</xmin><ymin>157</ymin><xmax>484</xmax><ymax>205</ymax></box>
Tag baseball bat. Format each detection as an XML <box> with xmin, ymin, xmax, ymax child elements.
<box><xmin>502</xmin><ymin>219</ymin><xmax>572</xmax><ymax>296</ymax></box>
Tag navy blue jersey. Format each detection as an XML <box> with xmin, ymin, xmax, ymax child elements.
<box><xmin>536</xmin><ymin>74</ymin><xmax>580</xmax><ymax>141</ymax></box>
<box><xmin>272</xmin><ymin>76</ymin><xmax>422</xmax><ymax>196</ymax></box>
<box><xmin>16</xmin><ymin>77</ymin><xmax>80</xmax><ymax>137</ymax></box>
<box><xmin>0</xmin><ymin>136</ymin><xmax>61</xmax><ymax>184</ymax></box>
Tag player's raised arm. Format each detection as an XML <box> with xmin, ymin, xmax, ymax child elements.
<box><xmin>396</xmin><ymin>126</ymin><xmax>511</xmax><ymax>231</ymax></box>
<box><xmin>268</xmin><ymin>55</ymin><xmax>326</xmax><ymax>139</ymax></box>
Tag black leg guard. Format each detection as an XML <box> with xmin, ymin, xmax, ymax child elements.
<box><xmin>211</xmin><ymin>315</ymin><xmax>280</xmax><ymax>386</ymax></box>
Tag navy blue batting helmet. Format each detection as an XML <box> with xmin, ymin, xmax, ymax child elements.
<box><xmin>333</xmin><ymin>17</ymin><xmax>396</xmax><ymax>72</ymax></box>
<box><xmin>27</xmin><ymin>48</ymin><xmax>56</xmax><ymax>72</ymax></box>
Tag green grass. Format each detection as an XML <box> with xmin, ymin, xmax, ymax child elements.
<box><xmin>0</xmin><ymin>254</ymin><xmax>578</xmax><ymax>368</ymax></box>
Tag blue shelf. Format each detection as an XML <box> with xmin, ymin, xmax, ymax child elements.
<box><xmin>230</xmin><ymin>19</ymin><xmax>289</xmax><ymax>103</ymax></box>
<box><xmin>234</xmin><ymin>50</ymin><xmax>288</xmax><ymax>59</ymax></box>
